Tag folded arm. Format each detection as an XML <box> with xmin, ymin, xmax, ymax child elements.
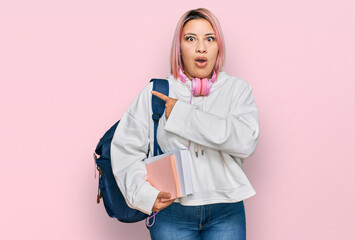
<box><xmin>164</xmin><ymin>80</ymin><xmax>259</xmax><ymax>159</ymax></box>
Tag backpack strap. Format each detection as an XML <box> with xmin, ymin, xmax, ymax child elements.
<box><xmin>150</xmin><ymin>78</ymin><xmax>169</xmax><ymax>156</ymax></box>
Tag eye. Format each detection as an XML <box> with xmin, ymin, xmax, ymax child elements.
<box><xmin>207</xmin><ymin>36</ymin><xmax>215</xmax><ymax>42</ymax></box>
<box><xmin>186</xmin><ymin>36</ymin><xmax>195</xmax><ymax>41</ymax></box>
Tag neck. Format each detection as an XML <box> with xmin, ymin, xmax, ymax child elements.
<box><xmin>184</xmin><ymin>72</ymin><xmax>213</xmax><ymax>81</ymax></box>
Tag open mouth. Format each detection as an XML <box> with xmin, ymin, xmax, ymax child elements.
<box><xmin>196</xmin><ymin>59</ymin><xmax>206</xmax><ymax>63</ymax></box>
<box><xmin>195</xmin><ymin>57</ymin><xmax>208</xmax><ymax>67</ymax></box>
<box><xmin>195</xmin><ymin>57</ymin><xmax>207</xmax><ymax>63</ymax></box>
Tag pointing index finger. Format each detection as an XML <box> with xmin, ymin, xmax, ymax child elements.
<box><xmin>151</xmin><ymin>90</ymin><xmax>169</xmax><ymax>101</ymax></box>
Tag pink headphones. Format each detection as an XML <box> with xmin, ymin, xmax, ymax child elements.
<box><xmin>179</xmin><ymin>68</ymin><xmax>217</xmax><ymax>96</ymax></box>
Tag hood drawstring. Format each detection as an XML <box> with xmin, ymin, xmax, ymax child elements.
<box><xmin>195</xmin><ymin>144</ymin><xmax>199</xmax><ymax>157</ymax></box>
<box><xmin>200</xmin><ymin>96</ymin><xmax>206</xmax><ymax>156</ymax></box>
<box><xmin>186</xmin><ymin>81</ymin><xmax>205</xmax><ymax>157</ymax></box>
<box><xmin>187</xmin><ymin>85</ymin><xmax>193</xmax><ymax>153</ymax></box>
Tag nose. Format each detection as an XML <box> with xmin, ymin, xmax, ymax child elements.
<box><xmin>196</xmin><ymin>40</ymin><xmax>207</xmax><ymax>53</ymax></box>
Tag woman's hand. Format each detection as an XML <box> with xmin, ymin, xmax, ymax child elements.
<box><xmin>151</xmin><ymin>91</ymin><xmax>178</xmax><ymax>120</ymax></box>
<box><xmin>151</xmin><ymin>191</ymin><xmax>176</xmax><ymax>212</ymax></box>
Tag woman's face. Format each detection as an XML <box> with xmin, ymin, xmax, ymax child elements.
<box><xmin>180</xmin><ymin>18</ymin><xmax>219</xmax><ymax>80</ymax></box>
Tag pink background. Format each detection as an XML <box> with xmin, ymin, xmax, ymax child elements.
<box><xmin>1</xmin><ymin>0</ymin><xmax>354</xmax><ymax>239</ymax></box>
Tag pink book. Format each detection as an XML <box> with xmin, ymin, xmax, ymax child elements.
<box><xmin>145</xmin><ymin>154</ymin><xmax>181</xmax><ymax>199</ymax></box>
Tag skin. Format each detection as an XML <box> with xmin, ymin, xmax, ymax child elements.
<box><xmin>150</xmin><ymin>18</ymin><xmax>219</xmax><ymax>212</ymax></box>
<box><xmin>180</xmin><ymin>18</ymin><xmax>219</xmax><ymax>80</ymax></box>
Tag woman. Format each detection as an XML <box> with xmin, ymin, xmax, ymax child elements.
<box><xmin>111</xmin><ymin>8</ymin><xmax>259</xmax><ymax>240</ymax></box>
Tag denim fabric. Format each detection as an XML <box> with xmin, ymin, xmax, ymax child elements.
<box><xmin>146</xmin><ymin>201</ymin><xmax>246</xmax><ymax>240</ymax></box>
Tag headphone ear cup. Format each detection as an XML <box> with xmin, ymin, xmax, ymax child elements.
<box><xmin>193</xmin><ymin>78</ymin><xmax>201</xmax><ymax>96</ymax></box>
<box><xmin>200</xmin><ymin>78</ymin><xmax>210</xmax><ymax>96</ymax></box>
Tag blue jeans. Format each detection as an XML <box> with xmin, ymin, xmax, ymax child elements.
<box><xmin>146</xmin><ymin>201</ymin><xmax>246</xmax><ymax>240</ymax></box>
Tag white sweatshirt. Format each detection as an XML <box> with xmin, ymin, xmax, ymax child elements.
<box><xmin>111</xmin><ymin>71</ymin><xmax>259</xmax><ymax>215</ymax></box>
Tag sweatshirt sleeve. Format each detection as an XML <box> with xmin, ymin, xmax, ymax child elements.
<box><xmin>164</xmin><ymin>79</ymin><xmax>259</xmax><ymax>159</ymax></box>
<box><xmin>110</xmin><ymin>82</ymin><xmax>160</xmax><ymax>215</ymax></box>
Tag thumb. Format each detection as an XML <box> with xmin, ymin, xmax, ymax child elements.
<box><xmin>158</xmin><ymin>192</ymin><xmax>171</xmax><ymax>199</ymax></box>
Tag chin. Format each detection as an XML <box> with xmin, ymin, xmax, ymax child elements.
<box><xmin>194</xmin><ymin>70</ymin><xmax>212</xmax><ymax>79</ymax></box>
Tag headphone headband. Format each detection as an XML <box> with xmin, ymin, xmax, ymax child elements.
<box><xmin>179</xmin><ymin>67</ymin><xmax>217</xmax><ymax>83</ymax></box>
<box><xmin>179</xmin><ymin>67</ymin><xmax>216</xmax><ymax>96</ymax></box>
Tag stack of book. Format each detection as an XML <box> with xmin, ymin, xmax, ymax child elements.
<box><xmin>144</xmin><ymin>149</ymin><xmax>194</xmax><ymax>199</ymax></box>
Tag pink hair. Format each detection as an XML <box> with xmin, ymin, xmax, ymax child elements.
<box><xmin>170</xmin><ymin>8</ymin><xmax>226</xmax><ymax>81</ymax></box>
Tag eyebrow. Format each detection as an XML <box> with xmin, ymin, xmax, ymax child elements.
<box><xmin>183</xmin><ymin>33</ymin><xmax>215</xmax><ymax>37</ymax></box>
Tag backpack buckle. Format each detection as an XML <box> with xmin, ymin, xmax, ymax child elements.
<box><xmin>152</xmin><ymin>113</ymin><xmax>161</xmax><ymax>121</ymax></box>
